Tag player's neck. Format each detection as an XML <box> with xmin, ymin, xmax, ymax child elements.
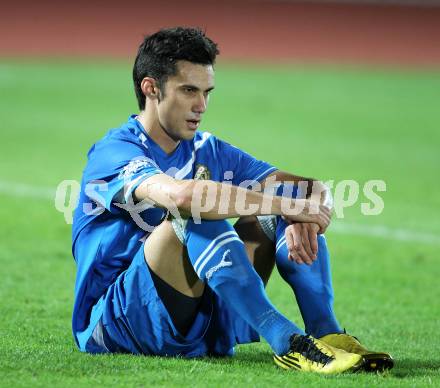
<box><xmin>137</xmin><ymin>111</ymin><xmax>180</xmax><ymax>155</ymax></box>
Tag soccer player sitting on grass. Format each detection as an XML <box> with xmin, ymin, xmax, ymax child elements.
<box><xmin>72</xmin><ymin>27</ymin><xmax>393</xmax><ymax>374</ymax></box>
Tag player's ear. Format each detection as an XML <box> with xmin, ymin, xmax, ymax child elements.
<box><xmin>141</xmin><ymin>77</ymin><xmax>160</xmax><ymax>100</ymax></box>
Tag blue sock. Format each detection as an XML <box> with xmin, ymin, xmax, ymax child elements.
<box><xmin>183</xmin><ymin>218</ymin><xmax>304</xmax><ymax>355</ymax></box>
<box><xmin>275</xmin><ymin>217</ymin><xmax>343</xmax><ymax>338</ymax></box>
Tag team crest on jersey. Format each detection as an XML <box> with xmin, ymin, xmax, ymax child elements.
<box><xmin>194</xmin><ymin>164</ymin><xmax>210</xmax><ymax>180</ymax></box>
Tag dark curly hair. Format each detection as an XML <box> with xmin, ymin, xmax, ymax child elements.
<box><xmin>133</xmin><ymin>27</ymin><xmax>219</xmax><ymax>110</ymax></box>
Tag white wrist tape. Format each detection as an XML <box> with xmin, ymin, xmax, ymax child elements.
<box><xmin>171</xmin><ymin>217</ymin><xmax>188</xmax><ymax>245</ymax></box>
<box><xmin>322</xmin><ymin>186</ymin><xmax>334</xmax><ymax>209</ymax></box>
<box><xmin>257</xmin><ymin>215</ymin><xmax>277</xmax><ymax>242</ymax></box>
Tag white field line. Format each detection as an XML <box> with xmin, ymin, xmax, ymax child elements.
<box><xmin>330</xmin><ymin>222</ymin><xmax>440</xmax><ymax>245</ymax></box>
<box><xmin>0</xmin><ymin>181</ymin><xmax>54</xmax><ymax>200</ymax></box>
<box><xmin>1</xmin><ymin>180</ymin><xmax>439</xmax><ymax>245</ymax></box>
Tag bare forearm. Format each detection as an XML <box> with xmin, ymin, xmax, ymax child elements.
<box><xmin>185</xmin><ymin>179</ymin><xmax>330</xmax><ymax>229</ymax></box>
<box><xmin>134</xmin><ymin>174</ymin><xmax>330</xmax><ymax>229</ymax></box>
<box><xmin>184</xmin><ymin>179</ymin><xmax>285</xmax><ymax>219</ymax></box>
<box><xmin>134</xmin><ymin>176</ymin><xmax>311</xmax><ymax>220</ymax></box>
<box><xmin>263</xmin><ymin>170</ymin><xmax>333</xmax><ymax>210</ymax></box>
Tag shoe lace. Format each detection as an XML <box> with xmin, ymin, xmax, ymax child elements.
<box><xmin>290</xmin><ymin>334</ymin><xmax>334</xmax><ymax>366</ymax></box>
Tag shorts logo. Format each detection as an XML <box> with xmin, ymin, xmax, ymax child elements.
<box><xmin>194</xmin><ymin>164</ymin><xmax>210</xmax><ymax>180</ymax></box>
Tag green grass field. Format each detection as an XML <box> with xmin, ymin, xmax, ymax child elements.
<box><xmin>1</xmin><ymin>60</ymin><xmax>439</xmax><ymax>387</ymax></box>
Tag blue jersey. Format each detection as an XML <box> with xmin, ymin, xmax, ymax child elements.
<box><xmin>72</xmin><ymin>115</ymin><xmax>277</xmax><ymax>352</ymax></box>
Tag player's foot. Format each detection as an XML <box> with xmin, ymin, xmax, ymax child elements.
<box><xmin>319</xmin><ymin>332</ymin><xmax>394</xmax><ymax>372</ymax></box>
<box><xmin>273</xmin><ymin>334</ymin><xmax>364</xmax><ymax>374</ymax></box>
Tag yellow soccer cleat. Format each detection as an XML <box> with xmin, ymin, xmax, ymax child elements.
<box><xmin>319</xmin><ymin>332</ymin><xmax>394</xmax><ymax>372</ymax></box>
<box><xmin>273</xmin><ymin>334</ymin><xmax>365</xmax><ymax>374</ymax></box>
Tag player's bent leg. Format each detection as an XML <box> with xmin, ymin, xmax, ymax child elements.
<box><xmin>275</xmin><ymin>218</ymin><xmax>342</xmax><ymax>338</ymax></box>
<box><xmin>256</xmin><ymin>212</ymin><xmax>342</xmax><ymax>338</ymax></box>
<box><xmin>92</xmin><ymin>216</ymin><xmax>300</xmax><ymax>357</ymax></box>
<box><xmin>173</xmin><ymin>217</ymin><xmax>305</xmax><ymax>356</ymax></box>
<box><xmin>261</xmin><ymin>182</ymin><xmax>342</xmax><ymax>338</ymax></box>
<box><xmin>234</xmin><ymin>216</ymin><xmax>275</xmax><ymax>286</ymax></box>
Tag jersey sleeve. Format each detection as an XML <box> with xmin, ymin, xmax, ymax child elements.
<box><xmin>83</xmin><ymin>136</ymin><xmax>162</xmax><ymax>213</ymax></box>
<box><xmin>216</xmin><ymin>139</ymin><xmax>277</xmax><ymax>186</ymax></box>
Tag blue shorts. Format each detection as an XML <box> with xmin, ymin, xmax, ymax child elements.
<box><xmin>85</xmin><ymin>244</ymin><xmax>259</xmax><ymax>357</ymax></box>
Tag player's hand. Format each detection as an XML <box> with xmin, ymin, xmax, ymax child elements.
<box><xmin>283</xmin><ymin>199</ymin><xmax>331</xmax><ymax>234</ymax></box>
<box><xmin>284</xmin><ymin>223</ymin><xmax>320</xmax><ymax>265</ymax></box>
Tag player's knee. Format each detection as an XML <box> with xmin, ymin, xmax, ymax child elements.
<box><xmin>191</xmin><ymin>218</ymin><xmax>233</xmax><ymax>231</ymax></box>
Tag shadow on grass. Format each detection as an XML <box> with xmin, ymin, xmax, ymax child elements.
<box><xmin>174</xmin><ymin>348</ymin><xmax>271</xmax><ymax>369</ymax></box>
<box><xmin>196</xmin><ymin>354</ymin><xmax>440</xmax><ymax>378</ymax></box>
<box><xmin>230</xmin><ymin>349</ymin><xmax>269</xmax><ymax>365</ymax></box>
<box><xmin>393</xmin><ymin>358</ymin><xmax>440</xmax><ymax>378</ymax></box>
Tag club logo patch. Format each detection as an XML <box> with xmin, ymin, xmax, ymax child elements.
<box><xmin>194</xmin><ymin>164</ymin><xmax>210</xmax><ymax>180</ymax></box>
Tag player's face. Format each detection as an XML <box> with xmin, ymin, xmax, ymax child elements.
<box><xmin>157</xmin><ymin>60</ymin><xmax>215</xmax><ymax>141</ymax></box>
